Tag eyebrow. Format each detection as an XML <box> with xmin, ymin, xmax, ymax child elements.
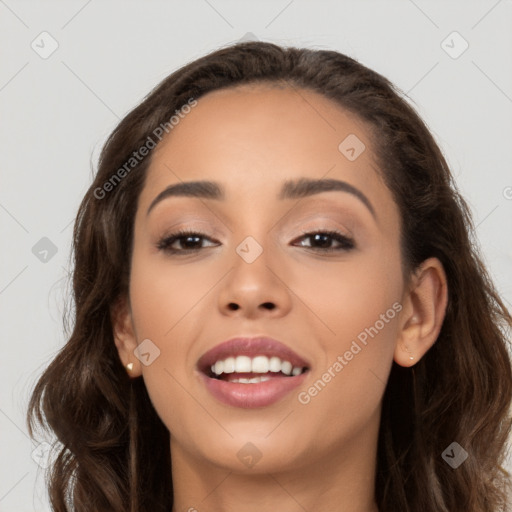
<box><xmin>146</xmin><ymin>178</ymin><xmax>376</xmax><ymax>218</ymax></box>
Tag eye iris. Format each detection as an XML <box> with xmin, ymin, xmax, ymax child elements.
<box><xmin>181</xmin><ymin>235</ymin><xmax>202</xmax><ymax>249</ymax></box>
<box><xmin>312</xmin><ymin>233</ymin><xmax>331</xmax><ymax>248</ymax></box>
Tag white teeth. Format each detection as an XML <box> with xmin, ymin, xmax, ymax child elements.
<box><xmin>251</xmin><ymin>355</ymin><xmax>269</xmax><ymax>373</ymax></box>
<box><xmin>209</xmin><ymin>355</ymin><xmax>305</xmax><ymax>377</ymax></box>
<box><xmin>235</xmin><ymin>355</ymin><xmax>252</xmax><ymax>373</ymax></box>
<box><xmin>232</xmin><ymin>376</ymin><xmax>272</xmax><ymax>384</ymax></box>
<box><xmin>223</xmin><ymin>356</ymin><xmax>235</xmax><ymax>373</ymax></box>
<box><xmin>281</xmin><ymin>360</ymin><xmax>292</xmax><ymax>376</ymax></box>
<box><xmin>214</xmin><ymin>360</ymin><xmax>224</xmax><ymax>375</ymax></box>
<box><xmin>269</xmin><ymin>356</ymin><xmax>282</xmax><ymax>372</ymax></box>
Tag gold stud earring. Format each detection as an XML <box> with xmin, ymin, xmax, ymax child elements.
<box><xmin>126</xmin><ymin>362</ymin><xmax>134</xmax><ymax>372</ymax></box>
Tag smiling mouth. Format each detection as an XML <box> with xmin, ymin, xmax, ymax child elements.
<box><xmin>196</xmin><ymin>336</ymin><xmax>311</xmax><ymax>407</ymax></box>
<box><xmin>203</xmin><ymin>354</ymin><xmax>310</xmax><ymax>383</ymax></box>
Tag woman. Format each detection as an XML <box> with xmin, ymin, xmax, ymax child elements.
<box><xmin>27</xmin><ymin>41</ymin><xmax>512</xmax><ymax>512</ymax></box>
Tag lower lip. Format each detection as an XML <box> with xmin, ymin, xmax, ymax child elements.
<box><xmin>199</xmin><ymin>371</ymin><xmax>309</xmax><ymax>408</ymax></box>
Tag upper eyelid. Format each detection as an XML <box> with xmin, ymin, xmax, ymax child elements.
<box><xmin>157</xmin><ymin>214</ymin><xmax>356</xmax><ymax>235</ymax></box>
<box><xmin>151</xmin><ymin>203</ymin><xmax>362</xmax><ymax>229</ymax></box>
<box><xmin>160</xmin><ymin>226</ymin><xmax>352</xmax><ymax>239</ymax></box>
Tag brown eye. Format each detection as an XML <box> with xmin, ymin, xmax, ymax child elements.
<box><xmin>156</xmin><ymin>230</ymin><xmax>218</xmax><ymax>254</ymax></box>
<box><xmin>294</xmin><ymin>230</ymin><xmax>355</xmax><ymax>252</ymax></box>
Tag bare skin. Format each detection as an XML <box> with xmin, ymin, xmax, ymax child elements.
<box><xmin>112</xmin><ymin>84</ymin><xmax>448</xmax><ymax>512</ymax></box>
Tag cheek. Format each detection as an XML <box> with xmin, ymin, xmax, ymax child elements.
<box><xmin>293</xmin><ymin>245</ymin><xmax>403</xmax><ymax>413</ymax></box>
<box><xmin>127</xmin><ymin>252</ymin><xmax>215</xmax><ymax>435</ymax></box>
<box><xmin>295</xmin><ymin>244</ymin><xmax>403</xmax><ymax>348</ymax></box>
<box><xmin>292</xmin><ymin>255</ymin><xmax>402</xmax><ymax>439</ymax></box>
<box><xmin>129</xmin><ymin>249</ymin><xmax>217</xmax><ymax>340</ymax></box>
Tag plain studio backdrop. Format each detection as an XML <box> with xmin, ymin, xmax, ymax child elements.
<box><xmin>1</xmin><ymin>1</ymin><xmax>511</xmax><ymax>510</ymax></box>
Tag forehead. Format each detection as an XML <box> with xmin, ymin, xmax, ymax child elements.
<box><xmin>139</xmin><ymin>84</ymin><xmax>392</xmax><ymax>217</ymax></box>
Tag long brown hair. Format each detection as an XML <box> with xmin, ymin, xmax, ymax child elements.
<box><xmin>27</xmin><ymin>41</ymin><xmax>512</xmax><ymax>511</ymax></box>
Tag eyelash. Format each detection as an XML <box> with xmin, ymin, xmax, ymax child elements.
<box><xmin>156</xmin><ymin>228</ymin><xmax>355</xmax><ymax>255</ymax></box>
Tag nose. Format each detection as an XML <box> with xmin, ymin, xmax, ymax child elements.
<box><xmin>217</xmin><ymin>240</ymin><xmax>292</xmax><ymax>320</ymax></box>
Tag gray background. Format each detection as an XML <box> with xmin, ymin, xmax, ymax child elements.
<box><xmin>1</xmin><ymin>1</ymin><xmax>511</xmax><ymax>510</ymax></box>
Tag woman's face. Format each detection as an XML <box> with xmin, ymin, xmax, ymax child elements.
<box><xmin>122</xmin><ymin>84</ymin><xmax>407</xmax><ymax>473</ymax></box>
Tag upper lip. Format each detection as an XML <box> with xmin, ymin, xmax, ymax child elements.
<box><xmin>197</xmin><ymin>336</ymin><xmax>311</xmax><ymax>374</ymax></box>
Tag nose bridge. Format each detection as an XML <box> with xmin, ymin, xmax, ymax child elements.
<box><xmin>235</xmin><ymin>234</ymin><xmax>267</xmax><ymax>266</ymax></box>
<box><xmin>216</xmin><ymin>227</ymin><xmax>292</xmax><ymax>316</ymax></box>
<box><xmin>226</xmin><ymin>191</ymin><xmax>293</xmax><ymax>281</ymax></box>
<box><xmin>229</xmin><ymin>230</ymin><xmax>279</xmax><ymax>288</ymax></box>
<box><xmin>225</xmin><ymin>193</ymin><xmax>278</xmax><ymax>266</ymax></box>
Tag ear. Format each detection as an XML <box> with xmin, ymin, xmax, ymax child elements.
<box><xmin>394</xmin><ymin>257</ymin><xmax>448</xmax><ymax>367</ymax></box>
<box><xmin>111</xmin><ymin>295</ymin><xmax>142</xmax><ymax>377</ymax></box>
